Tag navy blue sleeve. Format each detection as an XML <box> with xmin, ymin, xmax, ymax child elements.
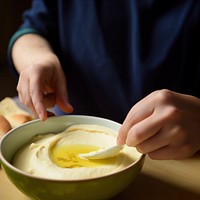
<box><xmin>19</xmin><ymin>0</ymin><xmax>58</xmax><ymax>41</ymax></box>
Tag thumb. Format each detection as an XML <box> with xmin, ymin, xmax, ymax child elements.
<box><xmin>57</xmin><ymin>94</ymin><xmax>73</xmax><ymax>113</ymax></box>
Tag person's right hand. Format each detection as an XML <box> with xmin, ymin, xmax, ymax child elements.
<box><xmin>17</xmin><ymin>54</ymin><xmax>73</xmax><ymax>121</ymax></box>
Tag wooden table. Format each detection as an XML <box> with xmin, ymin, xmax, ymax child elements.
<box><xmin>1</xmin><ymin>152</ymin><xmax>200</xmax><ymax>200</ymax></box>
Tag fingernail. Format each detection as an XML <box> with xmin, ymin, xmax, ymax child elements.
<box><xmin>66</xmin><ymin>103</ymin><xmax>73</xmax><ymax>112</ymax></box>
<box><xmin>38</xmin><ymin>111</ymin><xmax>46</xmax><ymax>121</ymax></box>
<box><xmin>117</xmin><ymin>137</ymin><xmax>124</xmax><ymax>146</ymax></box>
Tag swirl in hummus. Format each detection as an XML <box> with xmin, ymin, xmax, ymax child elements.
<box><xmin>12</xmin><ymin>124</ymin><xmax>140</xmax><ymax>180</ymax></box>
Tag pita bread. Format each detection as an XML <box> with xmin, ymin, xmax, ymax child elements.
<box><xmin>0</xmin><ymin>97</ymin><xmax>33</xmax><ymax>138</ymax></box>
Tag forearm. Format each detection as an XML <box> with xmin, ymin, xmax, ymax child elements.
<box><xmin>12</xmin><ymin>33</ymin><xmax>58</xmax><ymax>73</ymax></box>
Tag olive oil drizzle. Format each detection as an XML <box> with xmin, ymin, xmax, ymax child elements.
<box><xmin>50</xmin><ymin>144</ymin><xmax>117</xmax><ymax>168</ymax></box>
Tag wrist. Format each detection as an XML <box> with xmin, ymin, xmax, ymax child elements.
<box><xmin>12</xmin><ymin>34</ymin><xmax>58</xmax><ymax>73</ymax></box>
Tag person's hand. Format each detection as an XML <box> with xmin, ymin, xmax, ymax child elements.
<box><xmin>17</xmin><ymin>54</ymin><xmax>73</xmax><ymax>121</ymax></box>
<box><xmin>117</xmin><ymin>89</ymin><xmax>200</xmax><ymax>160</ymax></box>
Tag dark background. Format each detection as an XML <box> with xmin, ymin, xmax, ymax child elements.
<box><xmin>0</xmin><ymin>1</ymin><xmax>31</xmax><ymax>100</ymax></box>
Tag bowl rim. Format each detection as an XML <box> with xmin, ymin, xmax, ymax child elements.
<box><xmin>0</xmin><ymin>115</ymin><xmax>145</xmax><ymax>182</ymax></box>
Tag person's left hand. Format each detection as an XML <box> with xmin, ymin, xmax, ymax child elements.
<box><xmin>117</xmin><ymin>89</ymin><xmax>200</xmax><ymax>160</ymax></box>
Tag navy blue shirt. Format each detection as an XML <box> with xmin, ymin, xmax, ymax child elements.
<box><xmin>9</xmin><ymin>0</ymin><xmax>200</xmax><ymax>123</ymax></box>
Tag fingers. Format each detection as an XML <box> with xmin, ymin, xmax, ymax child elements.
<box><xmin>145</xmin><ymin>146</ymin><xmax>175</xmax><ymax>160</ymax></box>
<box><xmin>55</xmin><ymin>79</ymin><xmax>73</xmax><ymax>113</ymax></box>
<box><xmin>117</xmin><ymin>92</ymin><xmax>156</xmax><ymax>145</ymax></box>
<box><xmin>135</xmin><ymin>131</ymin><xmax>168</xmax><ymax>154</ymax></box>
<box><xmin>117</xmin><ymin>90</ymin><xmax>172</xmax><ymax>159</ymax></box>
<box><xmin>17</xmin><ymin>67</ymin><xmax>52</xmax><ymax>121</ymax></box>
<box><xmin>31</xmin><ymin>93</ymin><xmax>47</xmax><ymax>121</ymax></box>
<box><xmin>147</xmin><ymin>145</ymin><xmax>195</xmax><ymax>160</ymax></box>
<box><xmin>56</xmin><ymin>95</ymin><xmax>74</xmax><ymax>113</ymax></box>
<box><xmin>125</xmin><ymin>114</ymin><xmax>162</xmax><ymax>146</ymax></box>
<box><xmin>17</xmin><ymin>65</ymin><xmax>46</xmax><ymax>120</ymax></box>
<box><xmin>117</xmin><ymin>89</ymin><xmax>200</xmax><ymax>159</ymax></box>
<box><xmin>17</xmin><ymin>75</ymin><xmax>39</xmax><ymax>118</ymax></box>
<box><xmin>17</xmin><ymin>64</ymin><xmax>73</xmax><ymax>121</ymax></box>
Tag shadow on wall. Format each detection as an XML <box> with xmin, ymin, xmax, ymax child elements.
<box><xmin>0</xmin><ymin>0</ymin><xmax>31</xmax><ymax>100</ymax></box>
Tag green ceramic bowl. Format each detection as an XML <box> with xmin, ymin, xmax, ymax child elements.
<box><xmin>0</xmin><ymin>115</ymin><xmax>145</xmax><ymax>200</ymax></box>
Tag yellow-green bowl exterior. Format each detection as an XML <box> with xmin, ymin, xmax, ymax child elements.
<box><xmin>0</xmin><ymin>115</ymin><xmax>145</xmax><ymax>200</ymax></box>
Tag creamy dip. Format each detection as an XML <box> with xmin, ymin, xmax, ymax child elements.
<box><xmin>12</xmin><ymin>124</ymin><xmax>140</xmax><ymax>180</ymax></box>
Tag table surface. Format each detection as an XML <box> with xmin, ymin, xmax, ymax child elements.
<box><xmin>1</xmin><ymin>152</ymin><xmax>200</xmax><ymax>200</ymax></box>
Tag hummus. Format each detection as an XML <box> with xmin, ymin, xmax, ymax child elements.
<box><xmin>12</xmin><ymin>124</ymin><xmax>139</xmax><ymax>180</ymax></box>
